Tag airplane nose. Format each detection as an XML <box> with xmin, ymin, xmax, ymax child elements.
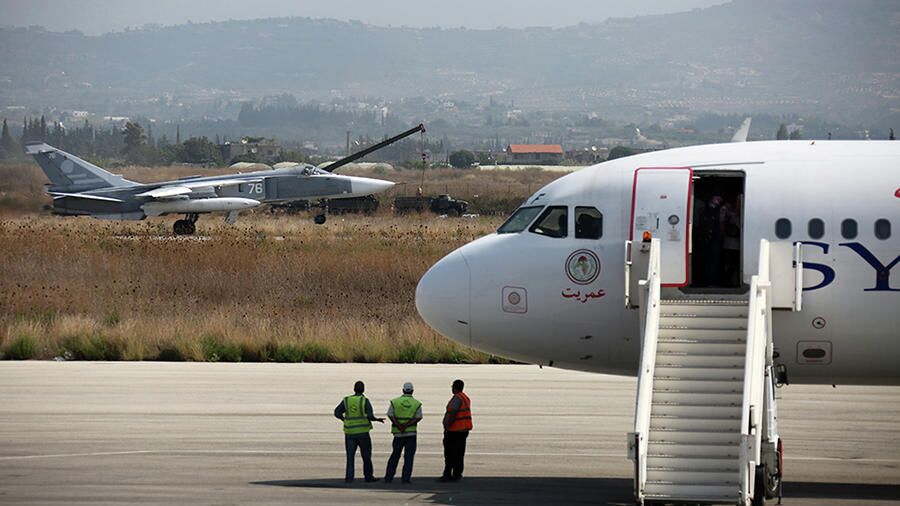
<box><xmin>351</xmin><ymin>177</ymin><xmax>395</xmax><ymax>195</ymax></box>
<box><xmin>416</xmin><ymin>250</ymin><xmax>471</xmax><ymax>346</ymax></box>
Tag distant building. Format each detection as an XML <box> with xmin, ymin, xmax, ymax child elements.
<box><xmin>220</xmin><ymin>137</ymin><xmax>280</xmax><ymax>163</ymax></box>
<box><xmin>566</xmin><ymin>147</ymin><xmax>608</xmax><ymax>165</ymax></box>
<box><xmin>505</xmin><ymin>144</ymin><xmax>564</xmax><ymax>165</ymax></box>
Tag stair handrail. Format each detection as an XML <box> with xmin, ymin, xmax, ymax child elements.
<box><xmin>739</xmin><ymin>239</ymin><xmax>774</xmax><ymax>503</ymax></box>
<box><xmin>632</xmin><ymin>238</ymin><xmax>662</xmax><ymax>502</ymax></box>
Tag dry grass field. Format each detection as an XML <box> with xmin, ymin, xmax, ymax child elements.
<box><xmin>0</xmin><ymin>161</ymin><xmax>565</xmax><ymax>362</ymax></box>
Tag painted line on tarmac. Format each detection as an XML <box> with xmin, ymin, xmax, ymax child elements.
<box><xmin>0</xmin><ymin>450</ymin><xmax>155</xmax><ymax>461</ymax></box>
<box><xmin>4</xmin><ymin>449</ymin><xmax>899</xmax><ymax>465</ymax></box>
<box><xmin>0</xmin><ymin>449</ymin><xmax>620</xmax><ymax>460</ymax></box>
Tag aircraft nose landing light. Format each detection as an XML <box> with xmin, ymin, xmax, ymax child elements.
<box><xmin>415</xmin><ymin>250</ymin><xmax>471</xmax><ymax>346</ymax></box>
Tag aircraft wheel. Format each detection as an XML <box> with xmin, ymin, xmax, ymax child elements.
<box><xmin>185</xmin><ymin>221</ymin><xmax>196</xmax><ymax>235</ymax></box>
<box><xmin>314</xmin><ymin>214</ymin><xmax>327</xmax><ymax>225</ymax></box>
<box><xmin>752</xmin><ymin>463</ymin><xmax>781</xmax><ymax>506</ymax></box>
<box><xmin>173</xmin><ymin>220</ymin><xmax>188</xmax><ymax>235</ymax></box>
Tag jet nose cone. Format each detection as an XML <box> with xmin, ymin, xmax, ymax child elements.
<box><xmin>351</xmin><ymin>177</ymin><xmax>395</xmax><ymax>195</ymax></box>
<box><xmin>416</xmin><ymin>250</ymin><xmax>471</xmax><ymax>346</ymax></box>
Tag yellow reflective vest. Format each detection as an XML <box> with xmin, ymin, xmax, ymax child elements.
<box><xmin>343</xmin><ymin>394</ymin><xmax>372</xmax><ymax>435</ymax></box>
<box><xmin>390</xmin><ymin>395</ymin><xmax>422</xmax><ymax>435</ymax></box>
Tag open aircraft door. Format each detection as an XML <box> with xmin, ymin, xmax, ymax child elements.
<box><xmin>630</xmin><ymin>167</ymin><xmax>693</xmax><ymax>286</ymax></box>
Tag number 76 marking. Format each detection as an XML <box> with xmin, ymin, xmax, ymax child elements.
<box><xmin>247</xmin><ymin>183</ymin><xmax>263</xmax><ymax>194</ymax></box>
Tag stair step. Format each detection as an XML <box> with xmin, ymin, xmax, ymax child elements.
<box><xmin>657</xmin><ymin>341</ymin><xmax>747</xmax><ymax>355</ymax></box>
<box><xmin>659</xmin><ymin>316</ymin><xmax>748</xmax><ymax>329</ymax></box>
<box><xmin>652</xmin><ymin>391</ymin><xmax>742</xmax><ymax>406</ymax></box>
<box><xmin>643</xmin><ymin>483</ymin><xmax>737</xmax><ymax>502</ymax></box>
<box><xmin>649</xmin><ymin>428</ymin><xmax>741</xmax><ymax>445</ymax></box>
<box><xmin>645</xmin><ymin>468</ymin><xmax>739</xmax><ymax>485</ymax></box>
<box><xmin>656</xmin><ymin>365</ymin><xmax>746</xmax><ymax>381</ymax></box>
<box><xmin>660</xmin><ymin>306</ymin><xmax>747</xmax><ymax>319</ymax></box>
<box><xmin>650</xmin><ymin>414</ymin><xmax>741</xmax><ymax>432</ymax></box>
<box><xmin>658</xmin><ymin>327</ymin><xmax>748</xmax><ymax>340</ymax></box>
<box><xmin>648</xmin><ymin>441</ymin><xmax>740</xmax><ymax>459</ymax></box>
<box><xmin>660</xmin><ymin>298</ymin><xmax>748</xmax><ymax>306</ymax></box>
<box><xmin>650</xmin><ymin>403</ymin><xmax>741</xmax><ymax>418</ymax></box>
<box><xmin>654</xmin><ymin>378</ymin><xmax>743</xmax><ymax>393</ymax></box>
<box><xmin>647</xmin><ymin>454</ymin><xmax>740</xmax><ymax>472</ymax></box>
<box><xmin>655</xmin><ymin>353</ymin><xmax>746</xmax><ymax>368</ymax></box>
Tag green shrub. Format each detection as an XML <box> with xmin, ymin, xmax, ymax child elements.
<box><xmin>5</xmin><ymin>335</ymin><xmax>37</xmax><ymax>360</ymax></box>
<box><xmin>273</xmin><ymin>343</ymin><xmax>305</xmax><ymax>363</ymax></box>
<box><xmin>156</xmin><ymin>345</ymin><xmax>184</xmax><ymax>362</ymax></box>
<box><xmin>240</xmin><ymin>342</ymin><xmax>271</xmax><ymax>362</ymax></box>
<box><xmin>200</xmin><ymin>335</ymin><xmax>242</xmax><ymax>362</ymax></box>
<box><xmin>62</xmin><ymin>334</ymin><xmax>123</xmax><ymax>361</ymax></box>
<box><xmin>300</xmin><ymin>341</ymin><xmax>333</xmax><ymax>362</ymax></box>
<box><xmin>397</xmin><ymin>342</ymin><xmax>425</xmax><ymax>363</ymax></box>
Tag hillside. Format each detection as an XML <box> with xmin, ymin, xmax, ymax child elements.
<box><xmin>0</xmin><ymin>0</ymin><xmax>898</xmax><ymax>125</ymax></box>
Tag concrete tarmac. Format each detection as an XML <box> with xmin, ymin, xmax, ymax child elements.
<box><xmin>1</xmin><ymin>362</ymin><xmax>899</xmax><ymax>505</ymax></box>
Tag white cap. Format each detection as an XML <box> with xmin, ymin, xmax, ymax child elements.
<box><xmin>402</xmin><ymin>382</ymin><xmax>414</xmax><ymax>393</ymax></box>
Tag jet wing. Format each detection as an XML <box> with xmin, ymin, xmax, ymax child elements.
<box><xmin>136</xmin><ymin>179</ymin><xmax>264</xmax><ymax>199</ymax></box>
<box><xmin>48</xmin><ymin>192</ymin><xmax>124</xmax><ymax>203</ymax></box>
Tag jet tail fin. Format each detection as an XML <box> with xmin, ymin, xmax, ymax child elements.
<box><xmin>25</xmin><ymin>142</ymin><xmax>137</xmax><ymax>192</ymax></box>
<box><xmin>730</xmin><ymin>117</ymin><xmax>752</xmax><ymax>143</ymax></box>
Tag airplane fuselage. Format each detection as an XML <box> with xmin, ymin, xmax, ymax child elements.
<box><xmin>416</xmin><ymin>141</ymin><xmax>900</xmax><ymax>385</ymax></box>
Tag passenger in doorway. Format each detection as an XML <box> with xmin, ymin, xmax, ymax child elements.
<box><xmin>384</xmin><ymin>382</ymin><xmax>423</xmax><ymax>484</ymax></box>
<box><xmin>439</xmin><ymin>379</ymin><xmax>472</xmax><ymax>482</ymax></box>
<box><xmin>334</xmin><ymin>380</ymin><xmax>384</xmax><ymax>483</ymax></box>
<box><xmin>700</xmin><ymin>194</ymin><xmax>725</xmax><ymax>286</ymax></box>
<box><xmin>722</xmin><ymin>197</ymin><xmax>741</xmax><ymax>287</ymax></box>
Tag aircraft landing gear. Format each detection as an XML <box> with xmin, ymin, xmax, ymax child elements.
<box><xmin>752</xmin><ymin>438</ymin><xmax>783</xmax><ymax>506</ymax></box>
<box><xmin>314</xmin><ymin>213</ymin><xmax>327</xmax><ymax>225</ymax></box>
<box><xmin>173</xmin><ymin>213</ymin><xmax>199</xmax><ymax>236</ymax></box>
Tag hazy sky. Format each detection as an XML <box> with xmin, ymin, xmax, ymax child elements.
<box><xmin>1</xmin><ymin>0</ymin><xmax>728</xmax><ymax>34</ymax></box>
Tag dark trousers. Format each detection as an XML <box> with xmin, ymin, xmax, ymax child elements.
<box><xmin>442</xmin><ymin>430</ymin><xmax>469</xmax><ymax>479</ymax></box>
<box><xmin>384</xmin><ymin>435</ymin><xmax>417</xmax><ymax>482</ymax></box>
<box><xmin>344</xmin><ymin>433</ymin><xmax>374</xmax><ymax>481</ymax></box>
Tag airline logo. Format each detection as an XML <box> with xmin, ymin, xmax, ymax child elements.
<box><xmin>566</xmin><ymin>249</ymin><xmax>601</xmax><ymax>285</ymax></box>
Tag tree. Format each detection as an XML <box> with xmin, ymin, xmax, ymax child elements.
<box><xmin>176</xmin><ymin>137</ymin><xmax>223</xmax><ymax>165</ymax></box>
<box><xmin>607</xmin><ymin>145</ymin><xmax>640</xmax><ymax>160</ymax></box>
<box><xmin>449</xmin><ymin>149</ymin><xmax>475</xmax><ymax>168</ymax></box>
<box><xmin>788</xmin><ymin>129</ymin><xmax>802</xmax><ymax>140</ymax></box>
<box><xmin>0</xmin><ymin>118</ymin><xmax>17</xmax><ymax>159</ymax></box>
<box><xmin>776</xmin><ymin>123</ymin><xmax>789</xmax><ymax>140</ymax></box>
<box><xmin>122</xmin><ymin>121</ymin><xmax>146</xmax><ymax>164</ymax></box>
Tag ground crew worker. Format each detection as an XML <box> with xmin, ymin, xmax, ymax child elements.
<box><xmin>334</xmin><ymin>380</ymin><xmax>384</xmax><ymax>483</ymax></box>
<box><xmin>439</xmin><ymin>379</ymin><xmax>472</xmax><ymax>482</ymax></box>
<box><xmin>384</xmin><ymin>381</ymin><xmax>422</xmax><ymax>484</ymax></box>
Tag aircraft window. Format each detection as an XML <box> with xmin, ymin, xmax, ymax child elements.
<box><xmin>775</xmin><ymin>218</ymin><xmax>791</xmax><ymax>239</ymax></box>
<box><xmin>841</xmin><ymin>219</ymin><xmax>858</xmax><ymax>239</ymax></box>
<box><xmin>497</xmin><ymin>206</ymin><xmax>543</xmax><ymax>234</ymax></box>
<box><xmin>529</xmin><ymin>206</ymin><xmax>568</xmax><ymax>238</ymax></box>
<box><xmin>875</xmin><ymin>219</ymin><xmax>891</xmax><ymax>240</ymax></box>
<box><xmin>808</xmin><ymin>218</ymin><xmax>825</xmax><ymax>239</ymax></box>
<box><xmin>575</xmin><ymin>207</ymin><xmax>603</xmax><ymax>239</ymax></box>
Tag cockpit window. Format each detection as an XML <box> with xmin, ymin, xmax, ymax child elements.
<box><xmin>497</xmin><ymin>206</ymin><xmax>543</xmax><ymax>234</ymax></box>
<box><xmin>529</xmin><ymin>206</ymin><xmax>568</xmax><ymax>238</ymax></box>
<box><xmin>575</xmin><ymin>207</ymin><xmax>603</xmax><ymax>239</ymax></box>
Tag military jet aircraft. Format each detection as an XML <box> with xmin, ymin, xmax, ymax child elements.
<box><xmin>26</xmin><ymin>124</ymin><xmax>424</xmax><ymax>235</ymax></box>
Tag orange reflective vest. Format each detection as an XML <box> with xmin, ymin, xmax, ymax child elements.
<box><xmin>446</xmin><ymin>392</ymin><xmax>472</xmax><ymax>431</ymax></box>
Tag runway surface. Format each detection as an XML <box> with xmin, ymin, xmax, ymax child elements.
<box><xmin>1</xmin><ymin>362</ymin><xmax>899</xmax><ymax>505</ymax></box>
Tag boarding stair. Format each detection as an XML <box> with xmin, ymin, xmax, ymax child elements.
<box><xmin>626</xmin><ymin>238</ymin><xmax>801</xmax><ymax>505</ymax></box>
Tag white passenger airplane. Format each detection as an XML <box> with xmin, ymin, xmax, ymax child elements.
<box><xmin>416</xmin><ymin>140</ymin><xmax>899</xmax><ymax>505</ymax></box>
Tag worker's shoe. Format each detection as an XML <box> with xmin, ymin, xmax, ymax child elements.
<box><xmin>437</xmin><ymin>475</ymin><xmax>454</xmax><ymax>483</ymax></box>
<box><xmin>364</xmin><ymin>477</ymin><xmax>380</xmax><ymax>483</ymax></box>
